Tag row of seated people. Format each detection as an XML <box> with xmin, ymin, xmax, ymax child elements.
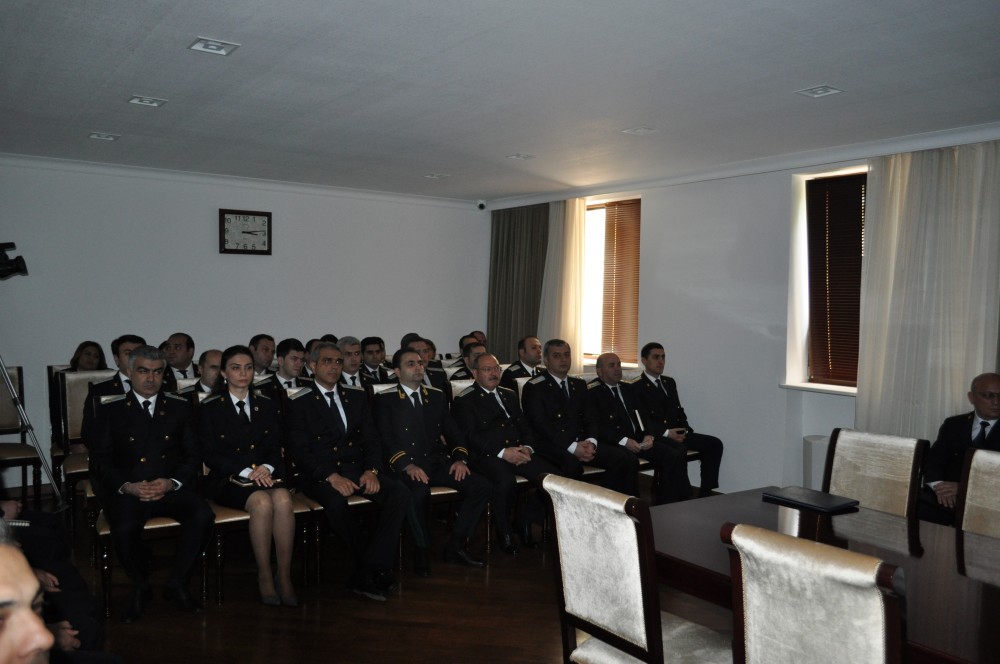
<box><xmin>79</xmin><ymin>333</ymin><xmax>725</xmax><ymax>624</ymax></box>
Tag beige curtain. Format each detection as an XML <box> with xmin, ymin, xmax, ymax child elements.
<box><xmin>486</xmin><ymin>204</ymin><xmax>549</xmax><ymax>364</ymax></box>
<box><xmin>856</xmin><ymin>140</ymin><xmax>1000</xmax><ymax>438</ymax></box>
<box><xmin>537</xmin><ymin>199</ymin><xmax>587</xmax><ymax>374</ymax></box>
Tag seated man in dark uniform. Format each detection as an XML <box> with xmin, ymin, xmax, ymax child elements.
<box><xmin>631</xmin><ymin>342</ymin><xmax>723</xmax><ymax>497</ymax></box>
<box><xmin>499</xmin><ymin>335</ymin><xmax>546</xmax><ymax>392</ymax></box>
<box><xmin>521</xmin><ymin>339</ymin><xmax>636</xmax><ymax>496</ymax></box>
<box><xmin>407</xmin><ymin>338</ymin><xmax>451</xmax><ymax>399</ymax></box>
<box><xmin>920</xmin><ymin>372</ymin><xmax>1000</xmax><ymax>525</ymax></box>
<box><xmin>448</xmin><ymin>341</ymin><xmax>487</xmax><ymax>381</ymax></box>
<box><xmin>452</xmin><ymin>352</ymin><xmax>560</xmax><ymax>551</ymax></box>
<box><xmin>177</xmin><ymin>349</ymin><xmax>221</xmax><ymax>408</ymax></box>
<box><xmin>89</xmin><ymin>345</ymin><xmax>213</xmax><ymax>623</ymax></box>
<box><xmin>584</xmin><ymin>353</ymin><xmax>690</xmax><ymax>504</ymax></box>
<box><xmin>81</xmin><ymin>334</ymin><xmax>146</xmax><ymax>452</ymax></box>
<box><xmin>286</xmin><ymin>342</ymin><xmax>409</xmax><ymax>601</ymax></box>
<box><xmin>163</xmin><ymin>332</ymin><xmax>198</xmax><ymax>384</ymax></box>
<box><xmin>375</xmin><ymin>348</ymin><xmax>491</xmax><ymax>573</ymax></box>
<box><xmin>360</xmin><ymin>336</ymin><xmax>396</xmax><ymax>384</ymax></box>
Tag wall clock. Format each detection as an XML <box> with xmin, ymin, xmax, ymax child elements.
<box><xmin>219</xmin><ymin>209</ymin><xmax>272</xmax><ymax>255</ymax></box>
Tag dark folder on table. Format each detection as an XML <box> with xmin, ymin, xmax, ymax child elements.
<box><xmin>762</xmin><ymin>486</ymin><xmax>859</xmax><ymax>514</ymax></box>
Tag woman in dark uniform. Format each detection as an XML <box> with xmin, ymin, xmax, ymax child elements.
<box><xmin>198</xmin><ymin>345</ymin><xmax>297</xmax><ymax>606</ymax></box>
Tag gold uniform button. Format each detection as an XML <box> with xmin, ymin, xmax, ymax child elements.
<box><xmin>129</xmin><ymin>436</ymin><xmax>135</xmax><ymax>442</ymax></box>
<box><xmin>164</xmin><ymin>435</ymin><xmax>170</xmax><ymax>440</ymax></box>
<box><xmin>161</xmin><ymin>454</ymin><xmax>166</xmax><ymax>459</ymax></box>
<box><xmin>347</xmin><ymin>442</ymin><xmax>353</xmax><ymax>447</ymax></box>
<box><xmin>139</xmin><ymin>457</ymin><xmax>147</xmax><ymax>463</ymax></box>
<box><xmin>250</xmin><ymin>444</ymin><xmax>255</xmax><ymax>450</ymax></box>
<box><xmin>333</xmin><ymin>447</ymin><xmax>339</xmax><ymax>452</ymax></box>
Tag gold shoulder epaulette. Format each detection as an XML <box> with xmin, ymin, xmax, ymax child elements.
<box><xmin>457</xmin><ymin>385</ymin><xmax>475</xmax><ymax>398</ymax></box>
<box><xmin>201</xmin><ymin>394</ymin><xmax>222</xmax><ymax>405</ymax></box>
<box><xmin>424</xmin><ymin>385</ymin><xmax>443</xmax><ymax>394</ymax></box>
<box><xmin>528</xmin><ymin>375</ymin><xmax>547</xmax><ymax>385</ymax></box>
<box><xmin>343</xmin><ymin>383</ymin><xmax>365</xmax><ymax>392</ymax></box>
<box><xmin>587</xmin><ymin>381</ymin><xmax>602</xmax><ymax>390</ymax></box>
<box><xmin>253</xmin><ymin>390</ymin><xmax>272</xmax><ymax>400</ymax></box>
<box><xmin>99</xmin><ymin>394</ymin><xmax>126</xmax><ymax>405</ymax></box>
<box><xmin>163</xmin><ymin>392</ymin><xmax>188</xmax><ymax>402</ymax></box>
<box><xmin>176</xmin><ymin>384</ymin><xmax>196</xmax><ymax>394</ymax></box>
<box><xmin>287</xmin><ymin>387</ymin><xmax>311</xmax><ymax>400</ymax></box>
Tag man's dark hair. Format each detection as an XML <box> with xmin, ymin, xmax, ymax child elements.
<box><xmin>516</xmin><ymin>335</ymin><xmax>539</xmax><ymax>352</ymax></box>
<box><xmin>361</xmin><ymin>336</ymin><xmax>385</xmax><ymax>351</ymax></box>
<box><xmin>111</xmin><ymin>334</ymin><xmax>146</xmax><ymax>356</ymax></box>
<box><xmin>320</xmin><ymin>334</ymin><xmax>339</xmax><ymax>344</ymax></box>
<box><xmin>640</xmin><ymin>342</ymin><xmax>664</xmax><ymax>359</ymax></box>
<box><xmin>305</xmin><ymin>338</ymin><xmax>321</xmax><ymax>353</ymax></box>
<box><xmin>248</xmin><ymin>334</ymin><xmax>274</xmax><ymax>348</ymax></box>
<box><xmin>392</xmin><ymin>347</ymin><xmax>420</xmax><ymax>369</ymax></box>
<box><xmin>458</xmin><ymin>334</ymin><xmax>478</xmax><ymax>352</ymax></box>
<box><xmin>276</xmin><ymin>338</ymin><xmax>306</xmax><ymax>358</ymax></box>
<box><xmin>425</xmin><ymin>338</ymin><xmax>437</xmax><ymax>353</ymax></box>
<box><xmin>462</xmin><ymin>342</ymin><xmax>487</xmax><ymax>359</ymax></box>
<box><xmin>197</xmin><ymin>349</ymin><xmax>219</xmax><ymax>366</ymax></box>
<box><xmin>169</xmin><ymin>332</ymin><xmax>195</xmax><ymax>350</ymax></box>
<box><xmin>543</xmin><ymin>339</ymin><xmax>569</xmax><ymax>357</ymax></box>
<box><xmin>400</xmin><ymin>332</ymin><xmax>422</xmax><ymax>349</ymax></box>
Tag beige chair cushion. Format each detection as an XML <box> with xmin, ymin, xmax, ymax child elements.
<box><xmin>828</xmin><ymin>429</ymin><xmax>920</xmax><ymax>554</ymax></box>
<box><xmin>61</xmin><ymin>370</ymin><xmax>116</xmax><ymax>442</ymax></box>
<box><xmin>731</xmin><ymin>523</ymin><xmax>892</xmax><ymax>664</ymax></box>
<box><xmin>571</xmin><ymin>612</ymin><xmax>731</xmax><ymax>664</ymax></box>
<box><xmin>0</xmin><ymin>367</ymin><xmax>22</xmax><ymax>431</ymax></box>
<box><xmin>961</xmin><ymin>449</ymin><xmax>1000</xmax><ymax>585</ymax></box>
<box><xmin>0</xmin><ymin>444</ymin><xmax>38</xmax><ymax>462</ymax></box>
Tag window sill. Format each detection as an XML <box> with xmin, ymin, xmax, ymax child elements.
<box><xmin>780</xmin><ymin>381</ymin><xmax>857</xmax><ymax>397</ymax></box>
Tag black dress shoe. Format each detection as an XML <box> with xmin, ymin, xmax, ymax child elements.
<box><xmin>497</xmin><ymin>533</ymin><xmax>518</xmax><ymax>555</ymax></box>
<box><xmin>162</xmin><ymin>584</ymin><xmax>202</xmax><ymax>613</ymax></box>
<box><xmin>120</xmin><ymin>586</ymin><xmax>152</xmax><ymax>624</ymax></box>
<box><xmin>518</xmin><ymin>523</ymin><xmax>539</xmax><ymax>549</ymax></box>
<box><xmin>443</xmin><ymin>546</ymin><xmax>485</xmax><ymax>567</ymax></box>
<box><xmin>349</xmin><ymin>575</ymin><xmax>387</xmax><ymax>602</ymax></box>
<box><xmin>414</xmin><ymin>549</ymin><xmax>431</xmax><ymax>577</ymax></box>
<box><xmin>375</xmin><ymin>570</ymin><xmax>399</xmax><ymax>594</ymax></box>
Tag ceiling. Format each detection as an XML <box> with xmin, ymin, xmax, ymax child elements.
<box><xmin>3</xmin><ymin>0</ymin><xmax>999</xmax><ymax>203</ymax></box>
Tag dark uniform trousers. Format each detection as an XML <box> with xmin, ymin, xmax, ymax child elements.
<box><xmin>376</xmin><ymin>384</ymin><xmax>490</xmax><ymax>548</ymax></box>
<box><xmin>630</xmin><ymin>374</ymin><xmax>723</xmax><ymax>491</ymax></box>
<box><xmin>452</xmin><ymin>383</ymin><xmax>560</xmax><ymax>534</ymax></box>
<box><xmin>288</xmin><ymin>383</ymin><xmax>408</xmax><ymax>574</ymax></box>
<box><xmin>521</xmin><ymin>374</ymin><xmax>638</xmax><ymax>495</ymax></box>
<box><xmin>90</xmin><ymin>392</ymin><xmax>213</xmax><ymax>588</ymax></box>
<box><xmin>584</xmin><ymin>381</ymin><xmax>691</xmax><ymax>504</ymax></box>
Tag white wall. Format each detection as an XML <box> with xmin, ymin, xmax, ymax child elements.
<box><xmin>638</xmin><ymin>170</ymin><xmax>856</xmax><ymax>491</ymax></box>
<box><xmin>0</xmin><ymin>156</ymin><xmax>490</xmax><ymax>483</ymax></box>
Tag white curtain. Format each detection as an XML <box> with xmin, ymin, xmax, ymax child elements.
<box><xmin>537</xmin><ymin>199</ymin><xmax>587</xmax><ymax>373</ymax></box>
<box><xmin>856</xmin><ymin>140</ymin><xmax>1000</xmax><ymax>438</ymax></box>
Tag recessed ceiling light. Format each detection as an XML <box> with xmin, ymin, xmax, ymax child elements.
<box><xmin>89</xmin><ymin>132</ymin><xmax>120</xmax><ymax>141</ymax></box>
<box><xmin>506</xmin><ymin>153</ymin><xmax>534</xmax><ymax>160</ymax></box>
<box><xmin>129</xmin><ymin>95</ymin><xmax>168</xmax><ymax>107</ymax></box>
<box><xmin>621</xmin><ymin>126</ymin><xmax>658</xmax><ymax>136</ymax></box>
<box><xmin>189</xmin><ymin>37</ymin><xmax>240</xmax><ymax>56</ymax></box>
<box><xmin>795</xmin><ymin>85</ymin><xmax>843</xmax><ymax>99</ymax></box>
<box><xmin>423</xmin><ymin>173</ymin><xmax>450</xmax><ymax>179</ymax></box>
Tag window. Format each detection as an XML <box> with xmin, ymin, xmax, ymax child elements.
<box><xmin>582</xmin><ymin>199</ymin><xmax>641</xmax><ymax>363</ymax></box>
<box><xmin>805</xmin><ymin>173</ymin><xmax>866</xmax><ymax>386</ymax></box>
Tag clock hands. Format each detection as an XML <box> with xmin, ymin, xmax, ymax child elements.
<box><xmin>241</xmin><ymin>230</ymin><xmax>266</xmax><ymax>236</ymax></box>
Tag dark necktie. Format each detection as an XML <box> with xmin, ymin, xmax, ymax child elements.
<box><xmin>560</xmin><ymin>380</ymin><xmax>570</xmax><ymax>401</ymax></box>
<box><xmin>237</xmin><ymin>400</ymin><xmax>250</xmax><ymax>423</ymax></box>
<box><xmin>611</xmin><ymin>386</ymin><xmax>636</xmax><ymax>434</ymax></box>
<box><xmin>325</xmin><ymin>391</ymin><xmax>345</xmax><ymax>431</ymax></box>
<box><xmin>973</xmin><ymin>420</ymin><xmax>990</xmax><ymax>448</ymax></box>
<box><xmin>142</xmin><ymin>399</ymin><xmax>152</xmax><ymax>419</ymax></box>
<box><xmin>658</xmin><ymin>377</ymin><xmax>669</xmax><ymax>396</ymax></box>
<box><xmin>284</xmin><ymin>380</ymin><xmax>293</xmax><ymax>388</ymax></box>
<box><xmin>351</xmin><ymin>375</ymin><xmax>357</xmax><ymax>386</ymax></box>
<box><xmin>179</xmin><ymin>369</ymin><xmax>188</xmax><ymax>379</ymax></box>
<box><xmin>411</xmin><ymin>392</ymin><xmax>421</xmax><ymax>408</ymax></box>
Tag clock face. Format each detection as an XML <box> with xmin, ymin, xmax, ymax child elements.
<box><xmin>219</xmin><ymin>209</ymin><xmax>272</xmax><ymax>255</ymax></box>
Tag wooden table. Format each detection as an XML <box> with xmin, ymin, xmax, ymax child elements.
<box><xmin>650</xmin><ymin>487</ymin><xmax>997</xmax><ymax>664</ymax></box>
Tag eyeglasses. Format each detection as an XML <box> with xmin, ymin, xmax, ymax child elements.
<box><xmin>974</xmin><ymin>391</ymin><xmax>1000</xmax><ymax>401</ymax></box>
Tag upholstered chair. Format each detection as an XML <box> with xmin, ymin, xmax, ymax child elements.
<box><xmin>822</xmin><ymin>428</ymin><xmax>928</xmax><ymax>556</ymax></box>
<box><xmin>955</xmin><ymin>448</ymin><xmax>1000</xmax><ymax>585</ymax></box>
<box><xmin>542</xmin><ymin>474</ymin><xmax>731</xmax><ymax>664</ymax></box>
<box><xmin>0</xmin><ymin>365</ymin><xmax>42</xmax><ymax>505</ymax></box>
<box><xmin>723</xmin><ymin>522</ymin><xmax>903</xmax><ymax>664</ymax></box>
